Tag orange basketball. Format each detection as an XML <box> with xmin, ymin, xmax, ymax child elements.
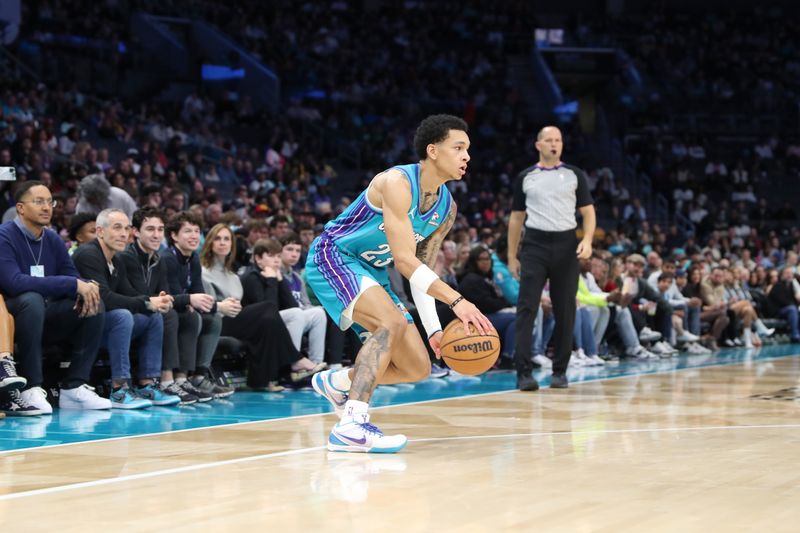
<box><xmin>439</xmin><ymin>319</ymin><xmax>501</xmax><ymax>375</ymax></box>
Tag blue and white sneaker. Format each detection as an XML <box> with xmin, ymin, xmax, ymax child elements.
<box><xmin>135</xmin><ymin>384</ymin><xmax>181</xmax><ymax>406</ymax></box>
<box><xmin>110</xmin><ymin>388</ymin><xmax>153</xmax><ymax>410</ymax></box>
<box><xmin>328</xmin><ymin>413</ymin><xmax>407</xmax><ymax>453</ymax></box>
<box><xmin>312</xmin><ymin>370</ymin><xmax>348</xmax><ymax>418</ymax></box>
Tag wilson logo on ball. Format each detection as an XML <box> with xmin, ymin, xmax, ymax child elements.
<box><xmin>452</xmin><ymin>340</ymin><xmax>495</xmax><ymax>354</ymax></box>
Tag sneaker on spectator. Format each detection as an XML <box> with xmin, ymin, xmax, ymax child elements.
<box><xmin>20</xmin><ymin>386</ymin><xmax>53</xmax><ymax>414</ymax></box>
<box><xmin>0</xmin><ymin>389</ymin><xmax>45</xmax><ymax>416</ymax></box>
<box><xmin>59</xmin><ymin>384</ymin><xmax>112</xmax><ymax>410</ymax></box>
<box><xmin>429</xmin><ymin>363</ymin><xmax>450</xmax><ymax>379</ymax></box>
<box><xmin>653</xmin><ymin>341</ymin><xmax>677</xmax><ymax>357</ymax></box>
<box><xmin>586</xmin><ymin>354</ymin><xmax>606</xmax><ymax>366</ymax></box>
<box><xmin>676</xmin><ymin>331</ymin><xmax>700</xmax><ymax>343</ymax></box>
<box><xmin>189</xmin><ymin>375</ymin><xmax>234</xmax><ymax>399</ymax></box>
<box><xmin>0</xmin><ymin>358</ymin><xmax>27</xmax><ymax>391</ymax></box>
<box><xmin>532</xmin><ymin>354</ymin><xmax>552</xmax><ymax>369</ymax></box>
<box><xmin>110</xmin><ymin>388</ymin><xmax>153</xmax><ymax>410</ymax></box>
<box><xmin>160</xmin><ymin>382</ymin><xmax>198</xmax><ymax>405</ymax></box>
<box><xmin>686</xmin><ymin>342</ymin><xmax>712</xmax><ymax>355</ymax></box>
<box><xmin>179</xmin><ymin>379</ymin><xmax>213</xmax><ymax>402</ymax></box>
<box><xmin>627</xmin><ymin>345</ymin><xmax>659</xmax><ymax>360</ymax></box>
<box><xmin>136</xmin><ymin>383</ymin><xmax>181</xmax><ymax>406</ymax></box>
<box><xmin>639</xmin><ymin>327</ymin><xmax>662</xmax><ymax>343</ymax></box>
<box><xmin>568</xmin><ymin>350</ymin><xmax>584</xmax><ymax>368</ymax></box>
<box><xmin>211</xmin><ymin>382</ymin><xmax>235</xmax><ymax>399</ymax></box>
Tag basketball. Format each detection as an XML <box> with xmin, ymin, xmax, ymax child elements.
<box><xmin>439</xmin><ymin>319</ymin><xmax>501</xmax><ymax>375</ymax></box>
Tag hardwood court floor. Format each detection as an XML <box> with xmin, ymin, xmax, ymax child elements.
<box><xmin>1</xmin><ymin>354</ymin><xmax>800</xmax><ymax>532</ymax></box>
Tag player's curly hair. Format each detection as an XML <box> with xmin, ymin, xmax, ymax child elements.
<box><xmin>413</xmin><ymin>114</ymin><xmax>468</xmax><ymax>160</ymax></box>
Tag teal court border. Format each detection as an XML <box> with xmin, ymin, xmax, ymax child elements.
<box><xmin>1</xmin><ymin>345</ymin><xmax>798</xmax><ymax>452</ymax></box>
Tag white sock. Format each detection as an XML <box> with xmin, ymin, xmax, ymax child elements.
<box><xmin>342</xmin><ymin>399</ymin><xmax>369</xmax><ymax>423</ymax></box>
<box><xmin>743</xmin><ymin>328</ymin><xmax>753</xmax><ymax>347</ymax></box>
<box><xmin>330</xmin><ymin>368</ymin><xmax>352</xmax><ymax>392</ymax></box>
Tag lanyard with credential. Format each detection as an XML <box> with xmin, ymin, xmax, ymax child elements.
<box><xmin>25</xmin><ymin>234</ymin><xmax>45</xmax><ymax>277</ymax></box>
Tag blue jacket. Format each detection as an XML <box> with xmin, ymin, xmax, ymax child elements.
<box><xmin>0</xmin><ymin>219</ymin><xmax>80</xmax><ymax>298</ymax></box>
<box><xmin>492</xmin><ymin>252</ymin><xmax>519</xmax><ymax>305</ymax></box>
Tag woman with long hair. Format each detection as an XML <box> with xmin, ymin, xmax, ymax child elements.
<box><xmin>200</xmin><ymin>224</ymin><xmax>321</xmax><ymax>392</ymax></box>
<box><xmin>457</xmin><ymin>246</ymin><xmax>516</xmax><ymax>359</ymax></box>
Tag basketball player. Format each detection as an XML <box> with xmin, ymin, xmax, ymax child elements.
<box><xmin>307</xmin><ymin>114</ymin><xmax>492</xmax><ymax>453</ymax></box>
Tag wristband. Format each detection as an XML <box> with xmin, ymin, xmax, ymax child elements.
<box><xmin>409</xmin><ymin>264</ymin><xmax>439</xmax><ymax>294</ymax></box>
<box><xmin>448</xmin><ymin>295</ymin><xmax>465</xmax><ymax>309</ymax></box>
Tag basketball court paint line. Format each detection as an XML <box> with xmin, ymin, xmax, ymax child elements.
<box><xmin>0</xmin><ymin>346</ymin><xmax>797</xmax><ymax>454</ymax></box>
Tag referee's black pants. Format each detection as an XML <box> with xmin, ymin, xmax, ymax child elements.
<box><xmin>514</xmin><ymin>229</ymin><xmax>579</xmax><ymax>377</ymax></box>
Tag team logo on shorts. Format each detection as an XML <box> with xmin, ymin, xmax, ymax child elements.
<box><xmin>429</xmin><ymin>212</ymin><xmax>440</xmax><ymax>227</ymax></box>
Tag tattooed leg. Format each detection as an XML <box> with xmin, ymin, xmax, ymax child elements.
<box><xmin>348</xmin><ymin>328</ymin><xmax>390</xmax><ymax>403</ymax></box>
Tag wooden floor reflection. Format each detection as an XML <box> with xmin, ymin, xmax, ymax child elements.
<box><xmin>2</xmin><ymin>356</ymin><xmax>800</xmax><ymax>532</ymax></box>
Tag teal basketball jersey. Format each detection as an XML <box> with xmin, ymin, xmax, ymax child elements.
<box><xmin>321</xmin><ymin>163</ymin><xmax>452</xmax><ymax>269</ymax></box>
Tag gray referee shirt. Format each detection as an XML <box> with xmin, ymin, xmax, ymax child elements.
<box><xmin>512</xmin><ymin>163</ymin><xmax>593</xmax><ymax>231</ymax></box>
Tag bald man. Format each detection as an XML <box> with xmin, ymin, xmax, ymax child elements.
<box><xmin>508</xmin><ymin>126</ymin><xmax>596</xmax><ymax>390</ymax></box>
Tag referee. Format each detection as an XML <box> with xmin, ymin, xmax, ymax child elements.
<box><xmin>508</xmin><ymin>126</ymin><xmax>595</xmax><ymax>390</ymax></box>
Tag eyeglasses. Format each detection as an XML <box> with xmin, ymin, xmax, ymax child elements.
<box><xmin>24</xmin><ymin>199</ymin><xmax>57</xmax><ymax>208</ymax></box>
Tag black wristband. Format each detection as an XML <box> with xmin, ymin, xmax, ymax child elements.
<box><xmin>448</xmin><ymin>296</ymin><xmax>465</xmax><ymax>310</ymax></box>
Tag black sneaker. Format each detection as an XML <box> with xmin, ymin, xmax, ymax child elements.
<box><xmin>211</xmin><ymin>382</ymin><xmax>235</xmax><ymax>399</ymax></box>
<box><xmin>517</xmin><ymin>372</ymin><xmax>539</xmax><ymax>391</ymax></box>
<box><xmin>550</xmin><ymin>373</ymin><xmax>569</xmax><ymax>389</ymax></box>
<box><xmin>0</xmin><ymin>389</ymin><xmax>44</xmax><ymax>416</ymax></box>
<box><xmin>0</xmin><ymin>358</ymin><xmax>27</xmax><ymax>391</ymax></box>
<box><xmin>190</xmin><ymin>375</ymin><xmax>234</xmax><ymax>399</ymax></box>
<box><xmin>180</xmin><ymin>380</ymin><xmax>213</xmax><ymax>402</ymax></box>
<box><xmin>161</xmin><ymin>381</ymin><xmax>198</xmax><ymax>405</ymax></box>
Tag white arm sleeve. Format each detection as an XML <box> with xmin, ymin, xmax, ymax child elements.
<box><xmin>410</xmin><ymin>283</ymin><xmax>442</xmax><ymax>338</ymax></box>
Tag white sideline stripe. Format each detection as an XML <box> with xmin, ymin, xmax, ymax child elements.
<box><xmin>0</xmin><ymin>445</ymin><xmax>326</xmax><ymax>501</ymax></box>
<box><xmin>0</xmin><ymin>352</ymin><xmax>796</xmax><ymax>456</ymax></box>
<box><xmin>3</xmin><ymin>423</ymin><xmax>799</xmax><ymax>501</ymax></box>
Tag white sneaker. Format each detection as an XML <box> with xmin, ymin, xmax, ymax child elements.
<box><xmin>59</xmin><ymin>384</ymin><xmax>112</xmax><ymax>410</ymax></box>
<box><xmin>687</xmin><ymin>342</ymin><xmax>712</xmax><ymax>355</ymax></box>
<box><xmin>568</xmin><ymin>351</ymin><xmax>584</xmax><ymax>367</ymax></box>
<box><xmin>676</xmin><ymin>331</ymin><xmax>700</xmax><ymax>343</ymax></box>
<box><xmin>587</xmin><ymin>354</ymin><xmax>606</xmax><ymax>366</ymax></box>
<box><xmin>328</xmin><ymin>413</ymin><xmax>407</xmax><ymax>453</ymax></box>
<box><xmin>532</xmin><ymin>354</ymin><xmax>552</xmax><ymax>369</ymax></box>
<box><xmin>20</xmin><ymin>386</ymin><xmax>53</xmax><ymax>415</ymax></box>
<box><xmin>628</xmin><ymin>345</ymin><xmax>659</xmax><ymax>360</ymax></box>
<box><xmin>655</xmin><ymin>341</ymin><xmax>678</xmax><ymax>357</ymax></box>
<box><xmin>639</xmin><ymin>327</ymin><xmax>662</xmax><ymax>342</ymax></box>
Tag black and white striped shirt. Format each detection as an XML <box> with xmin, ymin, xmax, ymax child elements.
<box><xmin>511</xmin><ymin>163</ymin><xmax>593</xmax><ymax>231</ymax></box>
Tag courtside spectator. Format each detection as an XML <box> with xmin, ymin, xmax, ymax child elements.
<box><xmin>278</xmin><ymin>232</ymin><xmax>328</xmax><ymax>366</ymax></box>
<box><xmin>67</xmin><ymin>212</ymin><xmax>97</xmax><ymax>255</ymax></box>
<box><xmin>0</xmin><ymin>181</ymin><xmax>109</xmax><ymax>414</ymax></box>
<box><xmin>161</xmin><ymin>211</ymin><xmax>221</xmax><ymax>402</ymax></box>
<box><xmin>73</xmin><ymin>208</ymin><xmax>180</xmax><ymax>409</ymax></box>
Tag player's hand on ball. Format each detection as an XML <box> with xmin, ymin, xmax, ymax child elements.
<box><xmin>453</xmin><ymin>299</ymin><xmax>493</xmax><ymax>336</ymax></box>
<box><xmin>428</xmin><ymin>331</ymin><xmax>443</xmax><ymax>359</ymax></box>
